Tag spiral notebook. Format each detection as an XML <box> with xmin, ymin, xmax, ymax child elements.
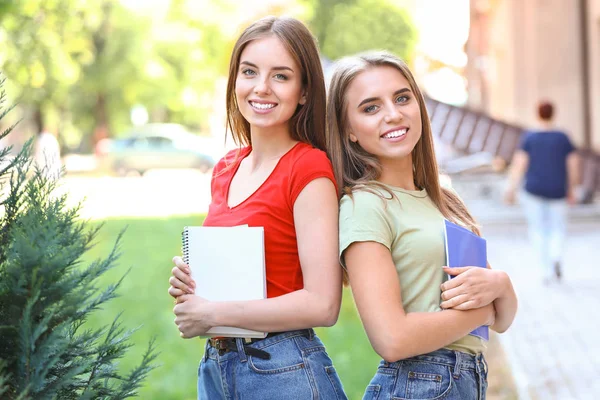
<box><xmin>443</xmin><ymin>219</ymin><xmax>489</xmax><ymax>341</ymax></box>
<box><xmin>182</xmin><ymin>226</ymin><xmax>267</xmax><ymax>338</ymax></box>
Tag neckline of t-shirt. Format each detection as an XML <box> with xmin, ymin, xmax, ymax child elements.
<box><xmin>379</xmin><ymin>182</ymin><xmax>428</xmax><ymax>198</ymax></box>
<box><xmin>225</xmin><ymin>141</ymin><xmax>303</xmax><ymax>210</ymax></box>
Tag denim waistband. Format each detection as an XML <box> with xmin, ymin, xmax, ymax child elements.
<box><xmin>204</xmin><ymin>329</ymin><xmax>315</xmax><ymax>361</ymax></box>
<box><xmin>383</xmin><ymin>348</ymin><xmax>486</xmax><ymax>372</ymax></box>
<box><xmin>247</xmin><ymin>328</ymin><xmax>314</xmax><ymax>350</ymax></box>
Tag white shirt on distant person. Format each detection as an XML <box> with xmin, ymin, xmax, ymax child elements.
<box><xmin>34</xmin><ymin>131</ymin><xmax>62</xmax><ymax>180</ymax></box>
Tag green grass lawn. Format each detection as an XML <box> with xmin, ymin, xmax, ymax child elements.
<box><xmin>83</xmin><ymin>215</ymin><xmax>379</xmax><ymax>400</ymax></box>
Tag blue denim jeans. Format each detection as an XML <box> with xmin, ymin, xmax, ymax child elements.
<box><xmin>362</xmin><ymin>349</ymin><xmax>488</xmax><ymax>400</ymax></box>
<box><xmin>197</xmin><ymin>329</ymin><xmax>347</xmax><ymax>400</ymax></box>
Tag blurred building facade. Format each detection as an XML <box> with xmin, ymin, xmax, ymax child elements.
<box><xmin>466</xmin><ymin>0</ymin><xmax>600</xmax><ymax>154</ymax></box>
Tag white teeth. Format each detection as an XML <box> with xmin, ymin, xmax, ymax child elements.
<box><xmin>383</xmin><ymin>129</ymin><xmax>407</xmax><ymax>139</ymax></box>
<box><xmin>250</xmin><ymin>102</ymin><xmax>276</xmax><ymax>110</ymax></box>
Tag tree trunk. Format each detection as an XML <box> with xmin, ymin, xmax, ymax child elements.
<box><xmin>33</xmin><ymin>106</ymin><xmax>44</xmax><ymax>134</ymax></box>
<box><xmin>92</xmin><ymin>93</ymin><xmax>109</xmax><ymax>148</ymax></box>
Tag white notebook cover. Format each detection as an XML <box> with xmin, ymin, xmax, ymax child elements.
<box><xmin>182</xmin><ymin>226</ymin><xmax>267</xmax><ymax>338</ymax></box>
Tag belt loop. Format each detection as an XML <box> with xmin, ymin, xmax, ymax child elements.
<box><xmin>235</xmin><ymin>338</ymin><xmax>248</xmax><ymax>363</ymax></box>
<box><xmin>307</xmin><ymin>328</ymin><xmax>314</xmax><ymax>340</ymax></box>
<box><xmin>203</xmin><ymin>340</ymin><xmax>210</xmax><ymax>361</ymax></box>
<box><xmin>453</xmin><ymin>351</ymin><xmax>462</xmax><ymax>379</ymax></box>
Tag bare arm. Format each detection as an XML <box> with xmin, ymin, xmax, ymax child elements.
<box><xmin>504</xmin><ymin>150</ymin><xmax>529</xmax><ymax>204</ymax></box>
<box><xmin>346</xmin><ymin>241</ymin><xmax>495</xmax><ymax>363</ymax></box>
<box><xmin>441</xmin><ymin>264</ymin><xmax>517</xmax><ymax>333</ymax></box>
<box><xmin>566</xmin><ymin>152</ymin><xmax>579</xmax><ymax>204</ymax></box>
<box><xmin>173</xmin><ymin>178</ymin><xmax>342</xmax><ymax>337</ymax></box>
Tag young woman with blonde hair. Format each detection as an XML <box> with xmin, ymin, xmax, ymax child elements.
<box><xmin>168</xmin><ymin>16</ymin><xmax>347</xmax><ymax>400</ymax></box>
<box><xmin>326</xmin><ymin>51</ymin><xmax>517</xmax><ymax>400</ymax></box>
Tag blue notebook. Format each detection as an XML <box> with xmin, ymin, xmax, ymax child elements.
<box><xmin>443</xmin><ymin>220</ymin><xmax>489</xmax><ymax>341</ymax></box>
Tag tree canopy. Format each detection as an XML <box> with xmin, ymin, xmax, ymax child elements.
<box><xmin>0</xmin><ymin>0</ymin><xmax>416</xmax><ymax>151</ymax></box>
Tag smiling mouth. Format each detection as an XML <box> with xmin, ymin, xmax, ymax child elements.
<box><xmin>381</xmin><ymin>128</ymin><xmax>408</xmax><ymax>139</ymax></box>
<box><xmin>249</xmin><ymin>101</ymin><xmax>277</xmax><ymax>110</ymax></box>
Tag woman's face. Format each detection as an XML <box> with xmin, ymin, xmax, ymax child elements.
<box><xmin>235</xmin><ymin>35</ymin><xmax>305</xmax><ymax>134</ymax></box>
<box><xmin>344</xmin><ymin>65</ymin><xmax>422</xmax><ymax>164</ymax></box>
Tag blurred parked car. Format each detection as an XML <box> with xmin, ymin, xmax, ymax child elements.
<box><xmin>97</xmin><ymin>124</ymin><xmax>216</xmax><ymax>176</ymax></box>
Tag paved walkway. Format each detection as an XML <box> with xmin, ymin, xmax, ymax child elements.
<box><xmin>481</xmin><ymin>220</ymin><xmax>600</xmax><ymax>400</ymax></box>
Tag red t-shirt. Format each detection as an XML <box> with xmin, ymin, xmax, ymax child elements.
<box><xmin>203</xmin><ymin>142</ymin><xmax>336</xmax><ymax>298</ymax></box>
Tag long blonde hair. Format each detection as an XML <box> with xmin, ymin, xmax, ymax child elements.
<box><xmin>326</xmin><ymin>51</ymin><xmax>480</xmax><ymax>234</ymax></box>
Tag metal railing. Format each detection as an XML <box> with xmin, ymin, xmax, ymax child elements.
<box><xmin>424</xmin><ymin>95</ymin><xmax>599</xmax><ymax>200</ymax></box>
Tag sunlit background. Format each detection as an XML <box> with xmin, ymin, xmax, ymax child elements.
<box><xmin>1</xmin><ymin>0</ymin><xmax>599</xmax><ymax>399</ymax></box>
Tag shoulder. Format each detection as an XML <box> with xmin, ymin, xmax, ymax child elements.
<box><xmin>339</xmin><ymin>188</ymin><xmax>394</xmax><ymax>256</ymax></box>
<box><xmin>340</xmin><ymin>188</ymin><xmax>391</xmax><ymax>219</ymax></box>
<box><xmin>284</xmin><ymin>143</ymin><xmax>336</xmax><ymax>204</ymax></box>
<box><xmin>287</xmin><ymin>142</ymin><xmax>331</xmax><ymax>168</ymax></box>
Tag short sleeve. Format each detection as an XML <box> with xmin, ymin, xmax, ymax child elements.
<box><xmin>338</xmin><ymin>191</ymin><xmax>393</xmax><ymax>267</ymax></box>
<box><xmin>520</xmin><ymin>132</ymin><xmax>532</xmax><ymax>153</ymax></box>
<box><xmin>288</xmin><ymin>148</ymin><xmax>337</xmax><ymax>205</ymax></box>
<box><xmin>562</xmin><ymin>133</ymin><xmax>575</xmax><ymax>155</ymax></box>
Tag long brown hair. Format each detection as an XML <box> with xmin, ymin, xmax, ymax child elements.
<box><xmin>225</xmin><ymin>16</ymin><xmax>327</xmax><ymax>151</ymax></box>
<box><xmin>326</xmin><ymin>51</ymin><xmax>480</xmax><ymax>234</ymax></box>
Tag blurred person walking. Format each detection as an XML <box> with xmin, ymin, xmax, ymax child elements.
<box><xmin>34</xmin><ymin>127</ymin><xmax>62</xmax><ymax>180</ymax></box>
<box><xmin>504</xmin><ymin>101</ymin><xmax>579</xmax><ymax>283</ymax></box>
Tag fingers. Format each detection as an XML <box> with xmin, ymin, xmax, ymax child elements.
<box><xmin>178</xmin><ymin>294</ymin><xmax>193</xmax><ymax>303</ymax></box>
<box><xmin>440</xmin><ymin>275</ymin><xmax>463</xmax><ymax>292</ymax></box>
<box><xmin>169</xmin><ymin>273</ymin><xmax>195</xmax><ymax>295</ymax></box>
<box><xmin>440</xmin><ymin>286</ymin><xmax>463</xmax><ymax>302</ymax></box>
<box><xmin>168</xmin><ymin>286</ymin><xmax>187</xmax><ymax>298</ymax></box>
<box><xmin>443</xmin><ymin>299</ymin><xmax>478</xmax><ymax>311</ymax></box>
<box><xmin>440</xmin><ymin>293</ymin><xmax>468</xmax><ymax>309</ymax></box>
<box><xmin>172</xmin><ymin>256</ymin><xmax>188</xmax><ymax>269</ymax></box>
<box><xmin>172</xmin><ymin>256</ymin><xmax>193</xmax><ymax>278</ymax></box>
<box><xmin>443</xmin><ymin>266</ymin><xmax>472</xmax><ymax>276</ymax></box>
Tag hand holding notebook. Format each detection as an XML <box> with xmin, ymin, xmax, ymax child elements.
<box><xmin>443</xmin><ymin>219</ymin><xmax>489</xmax><ymax>341</ymax></box>
<box><xmin>182</xmin><ymin>226</ymin><xmax>267</xmax><ymax>338</ymax></box>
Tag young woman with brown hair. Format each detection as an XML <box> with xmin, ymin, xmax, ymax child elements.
<box><xmin>326</xmin><ymin>51</ymin><xmax>517</xmax><ymax>400</ymax></box>
<box><xmin>168</xmin><ymin>16</ymin><xmax>347</xmax><ymax>400</ymax></box>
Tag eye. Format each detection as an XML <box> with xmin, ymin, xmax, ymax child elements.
<box><xmin>363</xmin><ymin>105</ymin><xmax>378</xmax><ymax>113</ymax></box>
<box><xmin>241</xmin><ymin>69</ymin><xmax>256</xmax><ymax>76</ymax></box>
<box><xmin>395</xmin><ymin>95</ymin><xmax>409</xmax><ymax>103</ymax></box>
<box><xmin>274</xmin><ymin>73</ymin><xmax>288</xmax><ymax>81</ymax></box>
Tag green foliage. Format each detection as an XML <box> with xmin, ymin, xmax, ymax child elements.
<box><xmin>313</xmin><ymin>0</ymin><xmax>417</xmax><ymax>62</ymax></box>
<box><xmin>0</xmin><ymin>0</ymin><xmax>234</xmax><ymax>146</ymax></box>
<box><xmin>0</xmin><ymin>78</ymin><xmax>157</xmax><ymax>399</ymax></box>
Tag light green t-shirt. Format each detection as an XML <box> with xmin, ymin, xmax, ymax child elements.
<box><xmin>339</xmin><ymin>184</ymin><xmax>486</xmax><ymax>355</ymax></box>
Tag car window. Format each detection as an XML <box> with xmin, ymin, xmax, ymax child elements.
<box><xmin>146</xmin><ymin>136</ymin><xmax>174</xmax><ymax>149</ymax></box>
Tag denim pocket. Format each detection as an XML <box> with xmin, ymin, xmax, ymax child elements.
<box><xmin>363</xmin><ymin>384</ymin><xmax>381</xmax><ymax>400</ymax></box>
<box><xmin>391</xmin><ymin>361</ymin><xmax>453</xmax><ymax>400</ymax></box>
<box><xmin>247</xmin><ymin>338</ymin><xmax>305</xmax><ymax>374</ymax></box>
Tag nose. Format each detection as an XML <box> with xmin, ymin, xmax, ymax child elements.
<box><xmin>384</xmin><ymin>104</ymin><xmax>403</xmax><ymax>124</ymax></box>
<box><xmin>254</xmin><ymin>78</ymin><xmax>272</xmax><ymax>96</ymax></box>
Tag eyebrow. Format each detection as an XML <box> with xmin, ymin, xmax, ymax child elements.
<box><xmin>240</xmin><ymin>61</ymin><xmax>294</xmax><ymax>73</ymax></box>
<box><xmin>357</xmin><ymin>88</ymin><xmax>411</xmax><ymax>108</ymax></box>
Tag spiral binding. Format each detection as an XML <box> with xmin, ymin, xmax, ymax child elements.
<box><xmin>182</xmin><ymin>226</ymin><xmax>190</xmax><ymax>265</ymax></box>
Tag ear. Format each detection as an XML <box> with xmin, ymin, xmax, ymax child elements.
<box><xmin>299</xmin><ymin>90</ymin><xmax>307</xmax><ymax>105</ymax></box>
<box><xmin>349</xmin><ymin>132</ymin><xmax>358</xmax><ymax>143</ymax></box>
